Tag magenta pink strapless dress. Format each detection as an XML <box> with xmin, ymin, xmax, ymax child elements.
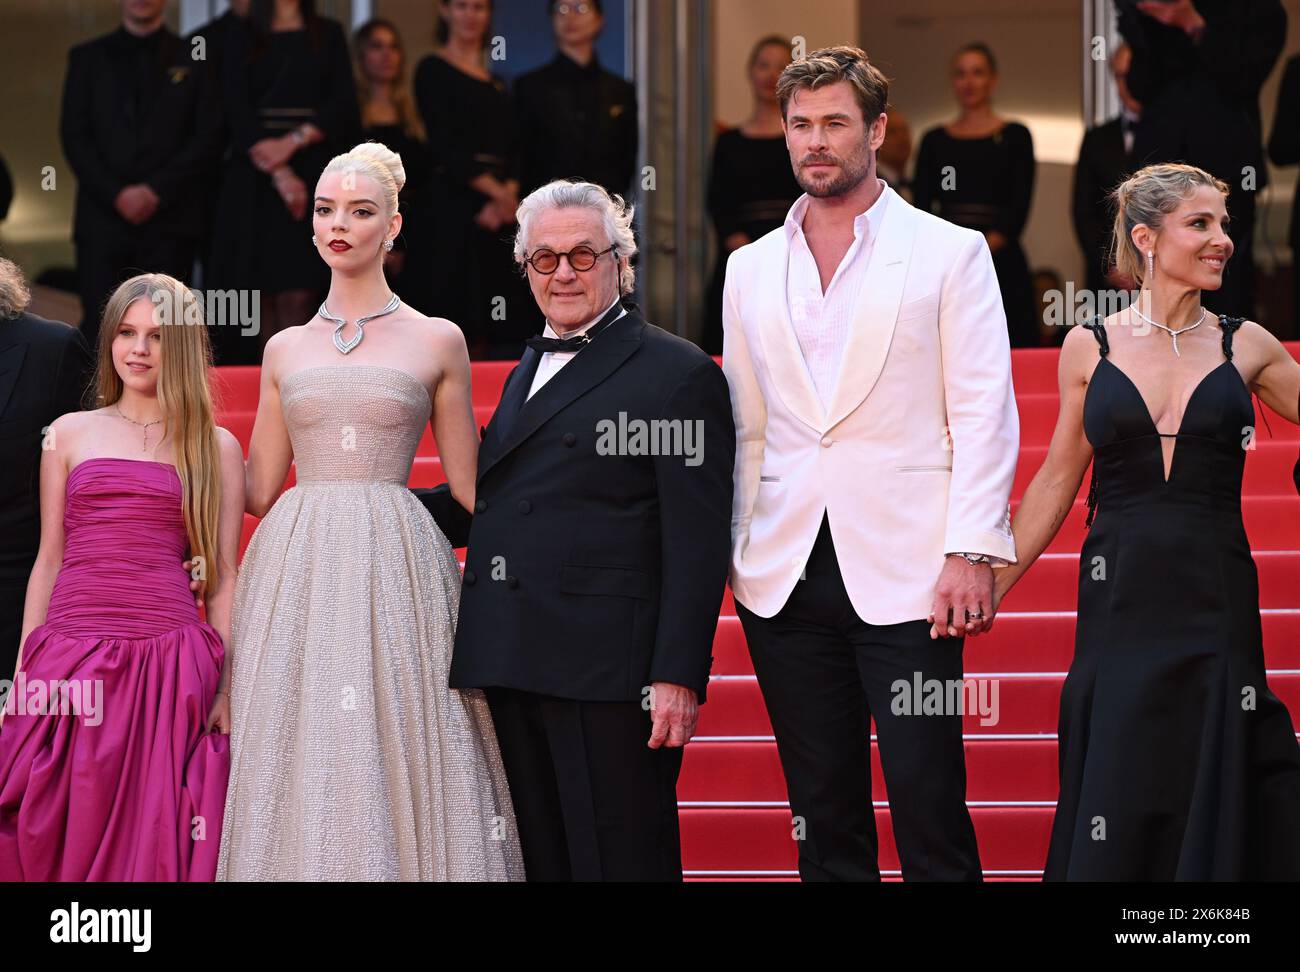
<box><xmin>0</xmin><ymin>457</ymin><xmax>229</xmax><ymax>881</ymax></box>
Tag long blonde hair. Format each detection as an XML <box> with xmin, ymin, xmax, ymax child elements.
<box><xmin>92</xmin><ymin>274</ymin><xmax>222</xmax><ymax>595</ymax></box>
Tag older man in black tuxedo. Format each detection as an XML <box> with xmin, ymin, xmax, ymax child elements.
<box><xmin>422</xmin><ymin>180</ymin><xmax>733</xmax><ymax>881</ymax></box>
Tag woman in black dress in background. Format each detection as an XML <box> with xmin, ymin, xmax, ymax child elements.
<box><xmin>994</xmin><ymin>164</ymin><xmax>1300</xmax><ymax>880</ymax></box>
<box><xmin>415</xmin><ymin>0</ymin><xmax>536</xmax><ymax>358</ymax></box>
<box><xmin>209</xmin><ymin>0</ymin><xmax>360</xmax><ymax>357</ymax></box>
<box><xmin>354</xmin><ymin>18</ymin><xmax>430</xmax><ymax>304</ymax></box>
<box><xmin>913</xmin><ymin>43</ymin><xmax>1038</xmax><ymax>348</ymax></box>
<box><xmin>702</xmin><ymin>36</ymin><xmax>801</xmax><ymax>354</ymax></box>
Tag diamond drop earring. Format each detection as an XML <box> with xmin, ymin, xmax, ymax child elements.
<box><xmin>1147</xmin><ymin>250</ymin><xmax>1154</xmax><ymax>281</ymax></box>
<box><xmin>311</xmin><ymin>235</ymin><xmax>317</xmax><ymax>247</ymax></box>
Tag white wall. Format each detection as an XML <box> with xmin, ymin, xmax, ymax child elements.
<box><xmin>859</xmin><ymin>0</ymin><xmax>1084</xmax><ymax>303</ymax></box>
<box><xmin>712</xmin><ymin>0</ymin><xmax>859</xmax><ymax>128</ymax></box>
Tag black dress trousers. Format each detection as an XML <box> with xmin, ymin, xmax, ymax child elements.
<box><xmin>484</xmin><ymin>687</ymin><xmax>684</xmax><ymax>882</ymax></box>
<box><xmin>736</xmin><ymin>515</ymin><xmax>981</xmax><ymax>881</ymax></box>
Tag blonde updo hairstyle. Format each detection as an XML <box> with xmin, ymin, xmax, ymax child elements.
<box><xmin>1110</xmin><ymin>162</ymin><xmax>1230</xmax><ymax>285</ymax></box>
<box><xmin>321</xmin><ymin>141</ymin><xmax>407</xmax><ymax>219</ymax></box>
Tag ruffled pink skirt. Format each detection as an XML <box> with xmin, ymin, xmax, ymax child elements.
<box><xmin>0</xmin><ymin>621</ymin><xmax>229</xmax><ymax>881</ymax></box>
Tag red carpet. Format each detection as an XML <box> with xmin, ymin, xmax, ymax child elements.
<box><xmin>213</xmin><ymin>342</ymin><xmax>1300</xmax><ymax>880</ymax></box>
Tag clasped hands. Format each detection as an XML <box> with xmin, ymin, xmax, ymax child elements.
<box><xmin>927</xmin><ymin>554</ymin><xmax>1009</xmax><ymax>640</ymax></box>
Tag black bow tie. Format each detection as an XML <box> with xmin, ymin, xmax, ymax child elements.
<box><xmin>526</xmin><ymin>333</ymin><xmax>593</xmax><ymax>353</ymax></box>
<box><xmin>526</xmin><ymin>302</ymin><xmax>626</xmax><ymax>355</ymax></box>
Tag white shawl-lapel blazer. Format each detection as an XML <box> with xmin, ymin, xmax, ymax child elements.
<box><xmin>722</xmin><ymin>185</ymin><xmax>1019</xmax><ymax>624</ymax></box>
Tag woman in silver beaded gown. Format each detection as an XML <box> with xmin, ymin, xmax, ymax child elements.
<box><xmin>214</xmin><ymin>144</ymin><xmax>523</xmax><ymax>881</ymax></box>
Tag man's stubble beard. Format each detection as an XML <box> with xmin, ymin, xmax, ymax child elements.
<box><xmin>796</xmin><ymin>144</ymin><xmax>874</xmax><ymax>199</ymax></box>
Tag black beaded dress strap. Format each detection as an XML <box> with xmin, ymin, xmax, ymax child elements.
<box><xmin>1083</xmin><ymin>315</ymin><xmax>1110</xmax><ymax>357</ymax></box>
<box><xmin>1218</xmin><ymin>314</ymin><xmax>1274</xmax><ymax>439</ymax></box>
<box><xmin>1083</xmin><ymin>317</ymin><xmax>1107</xmax><ymax>526</ymax></box>
<box><xmin>1218</xmin><ymin>315</ymin><xmax>1245</xmax><ymax>360</ymax></box>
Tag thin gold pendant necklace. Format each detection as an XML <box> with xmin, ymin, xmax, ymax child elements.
<box><xmin>115</xmin><ymin>404</ymin><xmax>164</xmax><ymax>452</ymax></box>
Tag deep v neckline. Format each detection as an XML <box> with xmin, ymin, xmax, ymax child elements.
<box><xmin>1096</xmin><ymin>357</ymin><xmax>1242</xmax><ymax>484</ymax></box>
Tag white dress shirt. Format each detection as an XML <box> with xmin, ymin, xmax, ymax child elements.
<box><xmin>527</xmin><ymin>297</ymin><xmax>626</xmax><ymax>400</ymax></box>
<box><xmin>784</xmin><ymin>179</ymin><xmax>890</xmax><ymax>411</ymax></box>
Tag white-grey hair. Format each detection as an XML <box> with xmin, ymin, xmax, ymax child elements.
<box><xmin>514</xmin><ymin>180</ymin><xmax>637</xmax><ymax>294</ymax></box>
<box><xmin>0</xmin><ymin>257</ymin><xmax>32</xmax><ymax>319</ymax></box>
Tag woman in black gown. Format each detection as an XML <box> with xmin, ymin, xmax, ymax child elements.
<box><xmin>414</xmin><ymin>0</ymin><xmax>537</xmax><ymax>358</ymax></box>
<box><xmin>702</xmin><ymin>36</ymin><xmax>802</xmax><ymax>354</ymax></box>
<box><xmin>992</xmin><ymin>163</ymin><xmax>1300</xmax><ymax>880</ymax></box>
<box><xmin>208</xmin><ymin>0</ymin><xmax>360</xmax><ymax>358</ymax></box>
<box><xmin>912</xmin><ymin>43</ymin><xmax>1038</xmax><ymax>348</ymax></box>
<box><xmin>353</xmin><ymin>18</ymin><xmax>430</xmax><ymax>304</ymax></box>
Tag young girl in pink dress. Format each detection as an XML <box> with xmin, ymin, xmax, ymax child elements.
<box><xmin>0</xmin><ymin>273</ymin><xmax>244</xmax><ymax>880</ymax></box>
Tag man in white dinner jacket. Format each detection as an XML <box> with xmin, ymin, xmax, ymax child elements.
<box><xmin>722</xmin><ymin>46</ymin><xmax>1019</xmax><ymax>881</ymax></box>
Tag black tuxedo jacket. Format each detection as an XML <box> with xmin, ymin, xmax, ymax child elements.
<box><xmin>439</xmin><ymin>307</ymin><xmax>734</xmax><ymax>703</ymax></box>
<box><xmin>60</xmin><ymin>26</ymin><xmax>223</xmax><ymax>243</ymax></box>
<box><xmin>1072</xmin><ymin>118</ymin><xmax>1135</xmax><ymax>294</ymax></box>
<box><xmin>0</xmin><ymin>312</ymin><xmax>92</xmax><ymax>586</ymax></box>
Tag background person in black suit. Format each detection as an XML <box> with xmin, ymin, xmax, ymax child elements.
<box><xmin>0</xmin><ymin>258</ymin><xmax>92</xmax><ymax>679</ymax></box>
<box><xmin>514</xmin><ymin>1</ymin><xmax>638</xmax><ymax>198</ymax></box>
<box><xmin>422</xmin><ymin>180</ymin><xmax>734</xmax><ymax>881</ymax></box>
<box><xmin>1116</xmin><ymin>0</ymin><xmax>1286</xmax><ymax>321</ymax></box>
<box><xmin>60</xmin><ymin>0</ymin><xmax>222</xmax><ymax>344</ymax></box>
<box><xmin>1072</xmin><ymin>42</ymin><xmax>1141</xmax><ymax>298</ymax></box>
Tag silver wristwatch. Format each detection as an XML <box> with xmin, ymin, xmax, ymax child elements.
<box><xmin>953</xmin><ymin>552</ymin><xmax>990</xmax><ymax>566</ymax></box>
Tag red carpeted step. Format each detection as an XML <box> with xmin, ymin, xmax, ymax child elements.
<box><xmin>1030</xmin><ymin>497</ymin><xmax>1300</xmax><ymax>552</ymax></box>
<box><xmin>409</xmin><ymin>456</ymin><xmax>446</xmax><ymax>487</ymax></box>
<box><xmin>466</xmin><ymin>361</ymin><xmax>515</xmax><ymax>407</ymax></box>
<box><xmin>710</xmin><ymin>610</ymin><xmax>1300</xmax><ymax>674</ymax></box>
<box><xmin>695</xmin><ymin>676</ymin><xmax>1058</xmax><ymax>736</ymax></box>
<box><xmin>679</xmin><ymin>738</ymin><xmax>1060</xmax><ymax>802</ymax></box>
<box><xmin>695</xmin><ymin>673</ymin><xmax>1300</xmax><ymax>736</ymax></box>
<box><xmin>209</xmin><ymin>366</ymin><xmax>259</xmax><ymax>410</ymax></box>
<box><xmin>218</xmin><ymin>411</ymin><xmax>255</xmax><ymax>450</ymax></box>
<box><xmin>679</xmin><ymin>805</ymin><xmax>1054</xmax><ymax>873</ymax></box>
<box><xmin>998</xmin><ymin>550</ymin><xmax>1300</xmax><ymax>612</ymax></box>
<box><xmin>1011</xmin><ymin>350</ymin><xmax>1066</xmax><ymax>395</ymax></box>
<box><xmin>1016</xmin><ymin>394</ymin><xmax>1064</xmax><ymax>445</ymax></box>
